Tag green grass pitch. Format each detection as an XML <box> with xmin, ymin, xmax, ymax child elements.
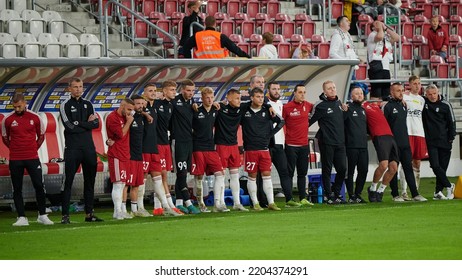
<box><xmin>1</xmin><ymin>177</ymin><xmax>461</xmax><ymax>260</ymax></box>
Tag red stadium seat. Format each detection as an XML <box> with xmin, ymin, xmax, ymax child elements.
<box><xmin>246</xmin><ymin>0</ymin><xmax>260</xmax><ymax>18</ymax></box>
<box><xmin>206</xmin><ymin>0</ymin><xmax>220</xmax><ymax>16</ymax></box>
<box><xmin>317</xmin><ymin>42</ymin><xmax>330</xmax><ymax>59</ymax></box>
<box><xmin>278</xmin><ymin>42</ymin><xmax>291</xmax><ymax>58</ymax></box>
<box><xmin>267</xmin><ymin>0</ymin><xmax>280</xmax><ymax>19</ymax></box>
<box><xmin>163</xmin><ymin>0</ymin><xmax>177</xmax><ymax>17</ymax></box>
<box><xmin>301</xmin><ymin>22</ymin><xmax>316</xmax><ymax>41</ymax></box>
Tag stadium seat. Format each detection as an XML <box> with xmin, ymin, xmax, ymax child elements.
<box><xmin>42</xmin><ymin>11</ymin><xmax>66</xmax><ymax>38</ymax></box>
<box><xmin>11</xmin><ymin>0</ymin><xmax>28</xmax><ymax>13</ymax></box>
<box><xmin>266</xmin><ymin>0</ymin><xmax>280</xmax><ymax>19</ymax></box>
<box><xmin>220</xmin><ymin>20</ymin><xmax>235</xmax><ymax>37</ymax></box>
<box><xmin>0</xmin><ymin>32</ymin><xmax>18</xmax><ymax>58</ymax></box>
<box><xmin>149</xmin><ymin>11</ymin><xmax>166</xmax><ymax>22</ymax></box>
<box><xmin>226</xmin><ymin>0</ymin><xmax>240</xmax><ymax>18</ymax></box>
<box><xmin>278</xmin><ymin>42</ymin><xmax>291</xmax><ymax>59</ymax></box>
<box><xmin>0</xmin><ymin>9</ymin><xmax>23</xmax><ymax>38</ymax></box>
<box><xmin>355</xmin><ymin>63</ymin><xmax>368</xmax><ymax>80</ymax></box>
<box><xmin>134</xmin><ymin>19</ymin><xmax>149</xmax><ymax>43</ymax></box>
<box><xmin>248</xmin><ymin>33</ymin><xmax>262</xmax><ymax>56</ymax></box>
<box><xmin>117</xmin><ymin>0</ymin><xmax>134</xmax><ymax>21</ymax></box>
<box><xmin>59</xmin><ymin>33</ymin><xmax>82</xmax><ymax>58</ymax></box>
<box><xmin>170</xmin><ymin>12</ymin><xmax>185</xmax><ymax>34</ymax></box>
<box><xmin>436</xmin><ymin>4</ymin><xmax>451</xmax><ymax>19</ymax></box>
<box><xmin>317</xmin><ymin>42</ymin><xmax>330</xmax><ymax>59</ymax></box>
<box><xmin>163</xmin><ymin>0</ymin><xmax>177</xmax><ymax>17</ymax></box>
<box><xmin>280</xmin><ymin>22</ymin><xmax>295</xmax><ymax>40</ymax></box>
<box><xmin>422</xmin><ymin>3</ymin><xmax>433</xmax><ymax>19</ymax></box>
<box><xmin>16</xmin><ymin>32</ymin><xmax>41</xmax><ymax>58</ymax></box>
<box><xmin>402</xmin><ymin>22</ymin><xmax>414</xmax><ymax>40</ymax></box>
<box><xmin>288</xmin><ymin>34</ymin><xmax>306</xmax><ymax>49</ymax></box>
<box><xmin>414</xmin><ymin>0</ymin><xmax>430</xmax><ymax>8</ymax></box>
<box><xmin>246</xmin><ymin>0</ymin><xmax>260</xmax><ymax>18</ymax></box>
<box><xmin>240</xmin><ymin>20</ymin><xmax>256</xmax><ymax>40</ymax></box>
<box><xmin>449</xmin><ymin>34</ymin><xmax>462</xmax><ymax>56</ymax></box>
<box><xmin>412</xmin><ymin>34</ymin><xmax>430</xmax><ymax>66</ymax></box>
<box><xmin>80</xmin><ymin>33</ymin><xmax>103</xmax><ymax>58</ymax></box>
<box><xmin>0</xmin><ymin>0</ymin><xmax>6</xmax><ymax>11</ymax></box>
<box><xmin>330</xmin><ymin>1</ymin><xmax>344</xmax><ymax>25</ymax></box>
<box><xmin>234</xmin><ymin>12</ymin><xmax>250</xmax><ymax>28</ymax></box>
<box><xmin>37</xmin><ymin>33</ymin><xmax>62</xmax><ymax>58</ymax></box>
<box><xmin>206</xmin><ymin>0</ymin><xmax>220</xmax><ymax>16</ymax></box>
<box><xmin>449</xmin><ymin>15</ymin><xmax>462</xmax><ymax>34</ymax></box>
<box><xmin>400</xmin><ymin>41</ymin><xmax>414</xmax><ymax>69</ymax></box>
<box><xmin>22</xmin><ymin>10</ymin><xmax>46</xmax><ymax>38</ymax></box>
<box><xmin>356</xmin><ymin>14</ymin><xmax>373</xmax><ymax>41</ymax></box>
<box><xmin>301</xmin><ymin>21</ymin><xmax>316</xmax><ymax>41</ymax></box>
<box><xmin>38</xmin><ymin>112</ymin><xmax>65</xmax><ymax>175</ymax></box>
<box><xmin>311</xmin><ymin>34</ymin><xmax>326</xmax><ymax>51</ymax></box>
<box><xmin>154</xmin><ymin>19</ymin><xmax>171</xmax><ymax>41</ymax></box>
<box><xmin>141</xmin><ymin>0</ymin><xmax>156</xmax><ymax>16</ymax></box>
<box><xmin>229</xmin><ymin>33</ymin><xmax>245</xmax><ymax>44</ymax></box>
<box><xmin>413</xmin><ymin>14</ymin><xmax>429</xmax><ymax>35</ymax></box>
<box><xmin>261</xmin><ymin>20</ymin><xmax>275</xmax><ymax>35</ymax></box>
<box><xmin>214</xmin><ymin>12</ymin><xmax>231</xmax><ymax>25</ymax></box>
<box><xmin>430</xmin><ymin>55</ymin><xmax>449</xmax><ymax>78</ymax></box>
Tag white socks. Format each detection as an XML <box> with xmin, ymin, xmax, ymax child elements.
<box><xmin>166</xmin><ymin>194</ymin><xmax>176</xmax><ymax>209</ymax></box>
<box><xmin>413</xmin><ymin>167</ymin><xmax>420</xmax><ymax>190</ymax></box>
<box><xmin>214</xmin><ymin>173</ymin><xmax>225</xmax><ymax>207</ymax></box>
<box><xmin>399</xmin><ymin>166</ymin><xmax>407</xmax><ymax>194</ymax></box>
<box><xmin>195</xmin><ymin>178</ymin><xmax>205</xmax><ymax>205</ymax></box>
<box><xmin>229</xmin><ymin>172</ymin><xmax>241</xmax><ymax>205</ymax></box>
<box><xmin>153</xmin><ymin>175</ymin><xmax>169</xmax><ymax>208</ymax></box>
<box><xmin>262</xmin><ymin>176</ymin><xmax>274</xmax><ymax>204</ymax></box>
<box><xmin>137</xmin><ymin>180</ymin><xmax>146</xmax><ymax>210</ymax></box>
<box><xmin>377</xmin><ymin>184</ymin><xmax>387</xmax><ymax>193</ymax></box>
<box><xmin>112</xmin><ymin>182</ymin><xmax>124</xmax><ymax>214</ymax></box>
<box><xmin>370</xmin><ymin>182</ymin><xmax>378</xmax><ymax>192</ymax></box>
<box><xmin>247</xmin><ymin>177</ymin><xmax>258</xmax><ymax>205</ymax></box>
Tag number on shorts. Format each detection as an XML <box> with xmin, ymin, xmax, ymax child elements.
<box><xmin>120</xmin><ymin>170</ymin><xmax>126</xmax><ymax>180</ymax></box>
<box><xmin>160</xmin><ymin>159</ymin><xmax>166</xmax><ymax>168</ymax></box>
<box><xmin>177</xmin><ymin>161</ymin><xmax>187</xmax><ymax>171</ymax></box>
<box><xmin>246</xmin><ymin>161</ymin><xmax>256</xmax><ymax>171</ymax></box>
<box><xmin>143</xmin><ymin>161</ymin><xmax>149</xmax><ymax>171</ymax></box>
<box><xmin>191</xmin><ymin>163</ymin><xmax>196</xmax><ymax>172</ymax></box>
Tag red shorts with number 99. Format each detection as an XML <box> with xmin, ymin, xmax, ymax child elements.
<box><xmin>244</xmin><ymin>150</ymin><xmax>272</xmax><ymax>173</ymax></box>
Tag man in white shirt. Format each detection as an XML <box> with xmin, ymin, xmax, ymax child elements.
<box><xmin>400</xmin><ymin>75</ymin><xmax>427</xmax><ymax>199</ymax></box>
<box><xmin>258</xmin><ymin>32</ymin><xmax>278</xmax><ymax>59</ymax></box>
<box><xmin>329</xmin><ymin>16</ymin><xmax>359</xmax><ymax>62</ymax></box>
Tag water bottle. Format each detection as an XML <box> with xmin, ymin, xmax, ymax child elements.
<box><xmin>317</xmin><ymin>185</ymin><xmax>323</xmax><ymax>204</ymax></box>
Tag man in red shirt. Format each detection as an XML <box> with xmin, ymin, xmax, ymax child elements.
<box><xmin>427</xmin><ymin>15</ymin><xmax>449</xmax><ymax>61</ymax></box>
<box><xmin>283</xmin><ymin>84</ymin><xmax>314</xmax><ymax>206</ymax></box>
<box><xmin>362</xmin><ymin>97</ymin><xmax>399</xmax><ymax>202</ymax></box>
<box><xmin>106</xmin><ymin>98</ymin><xmax>135</xmax><ymax>220</ymax></box>
<box><xmin>1</xmin><ymin>93</ymin><xmax>53</xmax><ymax>226</ymax></box>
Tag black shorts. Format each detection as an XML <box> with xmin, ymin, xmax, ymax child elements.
<box><xmin>373</xmin><ymin>135</ymin><xmax>399</xmax><ymax>163</ymax></box>
<box><xmin>368</xmin><ymin>68</ymin><xmax>391</xmax><ymax>100</ymax></box>
<box><xmin>172</xmin><ymin>139</ymin><xmax>192</xmax><ymax>173</ymax></box>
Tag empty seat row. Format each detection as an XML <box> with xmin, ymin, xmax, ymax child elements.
<box><xmin>0</xmin><ymin>0</ymin><xmax>29</xmax><ymax>13</ymax></box>
<box><xmin>0</xmin><ymin>32</ymin><xmax>103</xmax><ymax>58</ymax></box>
<box><xmin>0</xmin><ymin>9</ymin><xmax>67</xmax><ymax>38</ymax></box>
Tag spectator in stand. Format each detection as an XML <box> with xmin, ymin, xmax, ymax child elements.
<box><xmin>183</xmin><ymin>16</ymin><xmax>251</xmax><ymax>59</ymax></box>
<box><xmin>2</xmin><ymin>93</ymin><xmax>53</xmax><ymax>226</ymax></box>
<box><xmin>291</xmin><ymin>43</ymin><xmax>317</xmax><ymax>59</ymax></box>
<box><xmin>258</xmin><ymin>32</ymin><xmax>278</xmax><ymax>59</ymax></box>
<box><xmin>329</xmin><ymin>16</ymin><xmax>360</xmax><ymax>64</ymax></box>
<box><xmin>179</xmin><ymin>1</ymin><xmax>204</xmax><ymax>56</ymax></box>
<box><xmin>422</xmin><ymin>84</ymin><xmax>456</xmax><ymax>200</ymax></box>
<box><xmin>427</xmin><ymin>15</ymin><xmax>449</xmax><ymax>61</ymax></box>
<box><xmin>367</xmin><ymin>20</ymin><xmax>400</xmax><ymax>100</ymax></box>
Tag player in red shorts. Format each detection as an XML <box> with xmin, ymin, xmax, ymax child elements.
<box><xmin>190</xmin><ymin>87</ymin><xmax>228</xmax><ymax>213</ymax></box>
<box><xmin>106</xmin><ymin>98</ymin><xmax>135</xmax><ymax>219</ymax></box>
<box><xmin>152</xmin><ymin>80</ymin><xmax>183</xmax><ymax>215</ymax></box>
<box><xmin>214</xmin><ymin>89</ymin><xmax>248</xmax><ymax>211</ymax></box>
<box><xmin>141</xmin><ymin>83</ymin><xmax>180</xmax><ymax>217</ymax></box>
<box><xmin>240</xmin><ymin>88</ymin><xmax>285</xmax><ymax>211</ymax></box>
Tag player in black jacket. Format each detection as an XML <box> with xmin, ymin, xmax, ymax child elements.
<box><xmin>309</xmin><ymin>81</ymin><xmax>347</xmax><ymax>204</ymax></box>
<box><xmin>422</xmin><ymin>84</ymin><xmax>456</xmax><ymax>200</ymax></box>
<box><xmin>60</xmin><ymin>78</ymin><xmax>102</xmax><ymax>224</ymax></box>
<box><xmin>344</xmin><ymin>87</ymin><xmax>368</xmax><ymax>203</ymax></box>
<box><xmin>170</xmin><ymin>79</ymin><xmax>200</xmax><ymax>214</ymax></box>
<box><xmin>241</xmin><ymin>88</ymin><xmax>285</xmax><ymax>211</ymax></box>
<box><xmin>383</xmin><ymin>83</ymin><xmax>427</xmax><ymax>202</ymax></box>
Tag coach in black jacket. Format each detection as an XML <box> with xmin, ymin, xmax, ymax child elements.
<box><xmin>309</xmin><ymin>81</ymin><xmax>346</xmax><ymax>204</ymax></box>
<box><xmin>383</xmin><ymin>83</ymin><xmax>425</xmax><ymax>201</ymax></box>
<box><xmin>344</xmin><ymin>87</ymin><xmax>368</xmax><ymax>203</ymax></box>
<box><xmin>422</xmin><ymin>84</ymin><xmax>456</xmax><ymax>200</ymax></box>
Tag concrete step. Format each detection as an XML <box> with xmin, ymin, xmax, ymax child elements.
<box><xmin>108</xmin><ymin>48</ymin><xmax>145</xmax><ymax>57</ymax></box>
